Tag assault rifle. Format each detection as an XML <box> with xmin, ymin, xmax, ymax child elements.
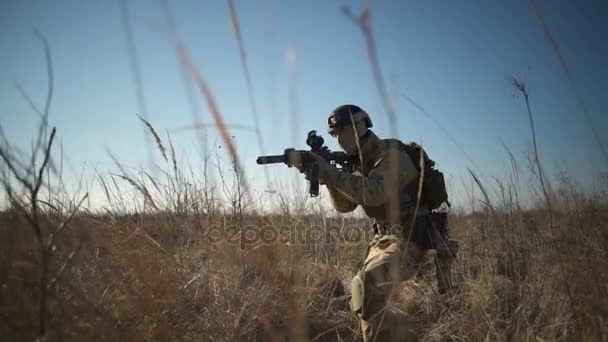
<box><xmin>256</xmin><ymin>130</ymin><xmax>357</xmax><ymax>197</ymax></box>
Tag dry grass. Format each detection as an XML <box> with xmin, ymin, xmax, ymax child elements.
<box><xmin>2</xmin><ymin>3</ymin><xmax>606</xmax><ymax>341</ymax></box>
<box><xmin>1</xmin><ymin>155</ymin><xmax>607</xmax><ymax>341</ymax></box>
<box><xmin>2</xmin><ymin>74</ymin><xmax>607</xmax><ymax>341</ymax></box>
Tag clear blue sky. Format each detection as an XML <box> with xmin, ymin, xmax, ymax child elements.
<box><xmin>1</xmin><ymin>0</ymin><xmax>606</xmax><ymax>210</ymax></box>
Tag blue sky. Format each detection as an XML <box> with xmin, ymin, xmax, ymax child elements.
<box><xmin>1</xmin><ymin>0</ymin><xmax>606</xmax><ymax>210</ymax></box>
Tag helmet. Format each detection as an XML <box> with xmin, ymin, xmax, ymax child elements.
<box><xmin>327</xmin><ymin>104</ymin><xmax>373</xmax><ymax>135</ymax></box>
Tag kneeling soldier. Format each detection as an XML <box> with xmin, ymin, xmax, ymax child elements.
<box><xmin>291</xmin><ymin>104</ymin><xmax>459</xmax><ymax>341</ymax></box>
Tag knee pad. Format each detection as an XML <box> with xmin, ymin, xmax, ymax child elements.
<box><xmin>350</xmin><ymin>271</ymin><xmax>365</xmax><ymax>316</ymax></box>
<box><xmin>351</xmin><ymin>270</ymin><xmax>389</xmax><ymax>320</ymax></box>
<box><xmin>447</xmin><ymin>239</ymin><xmax>459</xmax><ymax>256</ymax></box>
<box><xmin>436</xmin><ymin>239</ymin><xmax>459</xmax><ymax>258</ymax></box>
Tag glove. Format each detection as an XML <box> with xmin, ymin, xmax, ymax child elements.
<box><xmin>304</xmin><ymin>166</ymin><xmax>327</xmax><ymax>185</ymax></box>
<box><xmin>306</xmin><ymin>151</ymin><xmax>334</xmax><ymax>185</ymax></box>
<box><xmin>286</xmin><ymin>149</ymin><xmax>323</xmax><ymax>170</ymax></box>
<box><xmin>287</xmin><ymin>150</ymin><xmax>311</xmax><ymax>173</ymax></box>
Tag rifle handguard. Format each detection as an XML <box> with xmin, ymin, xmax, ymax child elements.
<box><xmin>256</xmin><ymin>130</ymin><xmax>358</xmax><ymax>197</ymax></box>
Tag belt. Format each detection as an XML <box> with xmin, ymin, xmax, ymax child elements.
<box><xmin>372</xmin><ymin>222</ymin><xmax>401</xmax><ymax>236</ymax></box>
<box><xmin>372</xmin><ymin>213</ymin><xmax>430</xmax><ymax>237</ymax></box>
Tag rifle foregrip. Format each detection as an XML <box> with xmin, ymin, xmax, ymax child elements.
<box><xmin>256</xmin><ymin>155</ymin><xmax>287</xmax><ymax>164</ymax></box>
<box><xmin>309</xmin><ymin>163</ymin><xmax>319</xmax><ymax>197</ymax></box>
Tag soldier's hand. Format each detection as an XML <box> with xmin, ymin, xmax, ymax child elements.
<box><xmin>306</xmin><ymin>151</ymin><xmax>334</xmax><ymax>181</ymax></box>
<box><xmin>304</xmin><ymin>166</ymin><xmax>327</xmax><ymax>185</ymax></box>
<box><xmin>288</xmin><ymin>150</ymin><xmax>334</xmax><ymax>180</ymax></box>
<box><xmin>287</xmin><ymin>150</ymin><xmax>310</xmax><ymax>173</ymax></box>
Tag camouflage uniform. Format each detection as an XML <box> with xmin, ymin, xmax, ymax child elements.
<box><xmin>320</xmin><ymin>130</ymin><xmax>456</xmax><ymax>342</ymax></box>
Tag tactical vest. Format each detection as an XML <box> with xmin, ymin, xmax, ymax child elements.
<box><xmin>386</xmin><ymin>139</ymin><xmax>449</xmax><ymax>211</ymax></box>
<box><xmin>353</xmin><ymin>138</ymin><xmax>448</xmax><ymax>227</ymax></box>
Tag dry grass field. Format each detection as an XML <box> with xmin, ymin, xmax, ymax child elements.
<box><xmin>1</xmin><ymin>2</ymin><xmax>607</xmax><ymax>341</ymax></box>
<box><xmin>1</xmin><ymin>133</ymin><xmax>607</xmax><ymax>341</ymax></box>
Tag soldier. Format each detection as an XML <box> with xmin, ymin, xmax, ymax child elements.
<box><xmin>291</xmin><ymin>104</ymin><xmax>458</xmax><ymax>341</ymax></box>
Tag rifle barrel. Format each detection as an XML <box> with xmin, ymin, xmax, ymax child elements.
<box><xmin>256</xmin><ymin>154</ymin><xmax>287</xmax><ymax>165</ymax></box>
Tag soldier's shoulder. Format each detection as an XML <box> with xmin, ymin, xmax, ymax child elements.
<box><xmin>381</xmin><ymin>138</ymin><xmax>416</xmax><ymax>156</ymax></box>
<box><xmin>372</xmin><ymin>138</ymin><xmax>413</xmax><ymax>167</ymax></box>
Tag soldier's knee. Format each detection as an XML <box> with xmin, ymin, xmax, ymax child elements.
<box><xmin>350</xmin><ymin>269</ymin><xmax>389</xmax><ymax>320</ymax></box>
<box><xmin>435</xmin><ymin>239</ymin><xmax>459</xmax><ymax>274</ymax></box>
<box><xmin>437</xmin><ymin>239</ymin><xmax>459</xmax><ymax>259</ymax></box>
<box><xmin>435</xmin><ymin>239</ymin><xmax>459</xmax><ymax>294</ymax></box>
<box><xmin>448</xmin><ymin>239</ymin><xmax>460</xmax><ymax>255</ymax></box>
<box><xmin>350</xmin><ymin>270</ymin><xmax>365</xmax><ymax>316</ymax></box>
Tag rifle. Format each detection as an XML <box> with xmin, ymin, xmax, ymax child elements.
<box><xmin>256</xmin><ymin>130</ymin><xmax>357</xmax><ymax>197</ymax></box>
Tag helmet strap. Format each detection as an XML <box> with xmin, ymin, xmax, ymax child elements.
<box><xmin>358</xmin><ymin>129</ymin><xmax>371</xmax><ymax>144</ymax></box>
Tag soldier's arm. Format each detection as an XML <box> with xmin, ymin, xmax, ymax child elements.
<box><xmin>327</xmin><ymin>185</ymin><xmax>358</xmax><ymax>213</ymax></box>
<box><xmin>321</xmin><ymin>148</ymin><xmax>418</xmax><ymax>207</ymax></box>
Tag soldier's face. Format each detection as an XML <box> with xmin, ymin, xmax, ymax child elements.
<box><xmin>332</xmin><ymin>126</ymin><xmax>358</xmax><ymax>155</ymax></box>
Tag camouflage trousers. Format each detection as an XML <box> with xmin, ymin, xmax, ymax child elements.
<box><xmin>350</xmin><ymin>216</ymin><xmax>458</xmax><ymax>342</ymax></box>
<box><xmin>350</xmin><ymin>233</ymin><xmax>424</xmax><ymax>342</ymax></box>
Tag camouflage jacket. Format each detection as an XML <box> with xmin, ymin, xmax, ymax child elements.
<box><xmin>322</xmin><ymin>130</ymin><xmax>428</xmax><ymax>227</ymax></box>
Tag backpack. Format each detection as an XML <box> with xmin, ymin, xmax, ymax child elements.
<box><xmin>387</xmin><ymin>139</ymin><xmax>449</xmax><ymax>210</ymax></box>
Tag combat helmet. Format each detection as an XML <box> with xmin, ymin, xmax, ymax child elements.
<box><xmin>327</xmin><ymin>104</ymin><xmax>373</xmax><ymax>135</ymax></box>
